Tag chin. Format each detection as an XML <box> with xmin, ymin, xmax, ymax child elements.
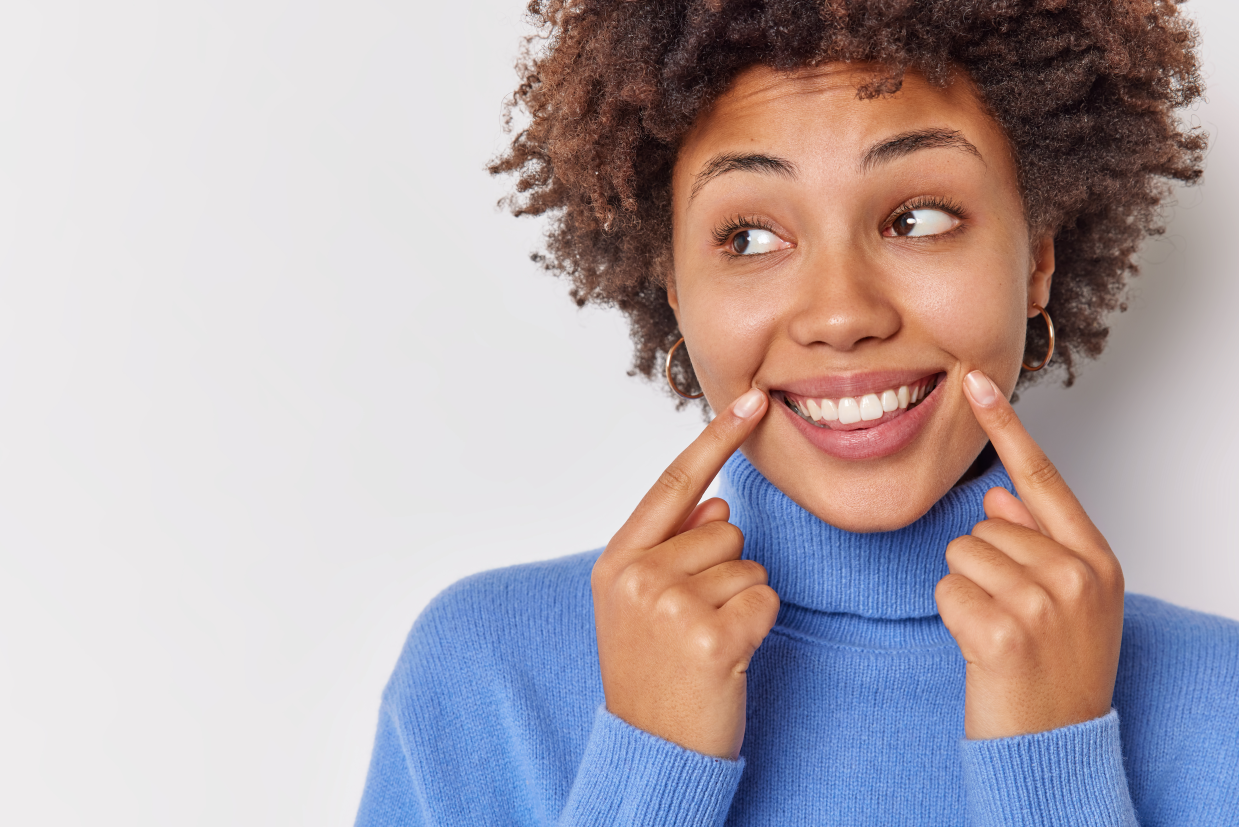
<box><xmin>779</xmin><ymin>473</ymin><xmax>959</xmax><ymax>533</ymax></box>
<box><xmin>750</xmin><ymin>458</ymin><xmax>961</xmax><ymax>533</ymax></box>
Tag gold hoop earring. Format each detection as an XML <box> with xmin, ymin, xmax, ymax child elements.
<box><xmin>1022</xmin><ymin>303</ymin><xmax>1055</xmax><ymax>372</ymax></box>
<box><xmin>665</xmin><ymin>337</ymin><xmax>704</xmax><ymax>399</ymax></box>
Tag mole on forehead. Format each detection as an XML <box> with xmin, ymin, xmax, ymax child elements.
<box><xmin>716</xmin><ymin>63</ymin><xmax>971</xmax><ymax>120</ymax></box>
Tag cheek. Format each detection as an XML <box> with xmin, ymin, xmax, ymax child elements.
<box><xmin>895</xmin><ymin>252</ymin><xmax>1028</xmax><ymax>377</ymax></box>
<box><xmin>674</xmin><ymin>276</ymin><xmax>788</xmax><ymax>395</ymax></box>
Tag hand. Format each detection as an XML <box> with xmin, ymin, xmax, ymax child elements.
<box><xmin>591</xmin><ymin>388</ymin><xmax>779</xmax><ymax>760</ymax></box>
<box><xmin>936</xmin><ymin>370</ymin><xmax>1125</xmax><ymax>740</ymax></box>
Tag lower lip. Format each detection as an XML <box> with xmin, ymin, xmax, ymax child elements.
<box><xmin>777</xmin><ymin>380</ymin><xmax>944</xmax><ymax>461</ymax></box>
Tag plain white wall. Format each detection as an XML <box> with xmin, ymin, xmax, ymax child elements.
<box><xmin>0</xmin><ymin>1</ymin><xmax>1234</xmax><ymax>825</ymax></box>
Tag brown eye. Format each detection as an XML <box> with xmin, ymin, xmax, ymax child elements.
<box><xmin>885</xmin><ymin>208</ymin><xmax>958</xmax><ymax>238</ymax></box>
<box><xmin>728</xmin><ymin>228</ymin><xmax>788</xmax><ymax>255</ymax></box>
<box><xmin>891</xmin><ymin>212</ymin><xmax>918</xmax><ymax>236</ymax></box>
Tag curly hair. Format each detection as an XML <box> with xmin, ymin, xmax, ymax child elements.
<box><xmin>489</xmin><ymin>0</ymin><xmax>1205</xmax><ymax>403</ymax></box>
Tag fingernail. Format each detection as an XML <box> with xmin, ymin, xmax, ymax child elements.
<box><xmin>732</xmin><ymin>388</ymin><xmax>764</xmax><ymax>419</ymax></box>
<box><xmin>964</xmin><ymin>371</ymin><xmax>1000</xmax><ymax>406</ymax></box>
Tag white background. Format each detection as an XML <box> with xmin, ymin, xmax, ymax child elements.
<box><xmin>0</xmin><ymin>1</ymin><xmax>1235</xmax><ymax>824</ymax></box>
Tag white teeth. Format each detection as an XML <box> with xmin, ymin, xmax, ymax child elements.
<box><xmin>789</xmin><ymin>375</ymin><xmax>938</xmax><ymax>428</ymax></box>
<box><xmin>837</xmin><ymin>397</ymin><xmax>861</xmax><ymax>424</ymax></box>
<box><xmin>860</xmin><ymin>393</ymin><xmax>883</xmax><ymax>421</ymax></box>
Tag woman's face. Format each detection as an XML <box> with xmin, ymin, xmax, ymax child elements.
<box><xmin>668</xmin><ymin>63</ymin><xmax>1053</xmax><ymax>532</ymax></box>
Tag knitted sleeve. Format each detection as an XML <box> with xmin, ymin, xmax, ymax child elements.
<box><xmin>558</xmin><ymin>706</ymin><xmax>743</xmax><ymax>827</ymax></box>
<box><xmin>960</xmin><ymin>709</ymin><xmax>1138</xmax><ymax>826</ymax></box>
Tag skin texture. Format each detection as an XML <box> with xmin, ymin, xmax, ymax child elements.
<box><xmin>590</xmin><ymin>64</ymin><xmax>1124</xmax><ymax>758</ymax></box>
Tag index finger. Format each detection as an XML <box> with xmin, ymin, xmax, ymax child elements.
<box><xmin>962</xmin><ymin>370</ymin><xmax>1105</xmax><ymax>551</ymax></box>
<box><xmin>608</xmin><ymin>387</ymin><xmax>768</xmax><ymax>555</ymax></box>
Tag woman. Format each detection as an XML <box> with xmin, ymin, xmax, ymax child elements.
<box><xmin>357</xmin><ymin>1</ymin><xmax>1238</xmax><ymax>824</ymax></box>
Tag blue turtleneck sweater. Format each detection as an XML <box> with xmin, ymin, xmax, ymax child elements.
<box><xmin>355</xmin><ymin>455</ymin><xmax>1239</xmax><ymax>826</ymax></box>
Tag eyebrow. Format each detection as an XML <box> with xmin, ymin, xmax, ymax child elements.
<box><xmin>689</xmin><ymin>152</ymin><xmax>797</xmax><ymax>202</ymax></box>
<box><xmin>688</xmin><ymin>129</ymin><xmax>980</xmax><ymax>203</ymax></box>
<box><xmin>860</xmin><ymin>128</ymin><xmax>981</xmax><ymax>172</ymax></box>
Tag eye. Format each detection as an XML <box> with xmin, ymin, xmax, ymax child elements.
<box><xmin>729</xmin><ymin>228</ymin><xmax>789</xmax><ymax>255</ymax></box>
<box><xmin>884</xmin><ymin>208</ymin><xmax>959</xmax><ymax>238</ymax></box>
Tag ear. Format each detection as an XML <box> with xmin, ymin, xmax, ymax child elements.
<box><xmin>666</xmin><ymin>271</ymin><xmax>682</xmax><ymax>324</ymax></box>
<box><xmin>1028</xmin><ymin>234</ymin><xmax>1055</xmax><ymax>316</ymax></box>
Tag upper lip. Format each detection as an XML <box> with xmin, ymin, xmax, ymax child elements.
<box><xmin>770</xmin><ymin>369</ymin><xmax>945</xmax><ymax>400</ymax></box>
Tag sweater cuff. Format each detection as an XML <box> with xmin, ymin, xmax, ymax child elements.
<box><xmin>557</xmin><ymin>705</ymin><xmax>743</xmax><ymax>827</ymax></box>
<box><xmin>960</xmin><ymin>709</ymin><xmax>1137</xmax><ymax>827</ymax></box>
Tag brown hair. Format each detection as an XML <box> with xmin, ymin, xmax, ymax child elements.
<box><xmin>489</xmin><ymin>0</ymin><xmax>1205</xmax><ymax>402</ymax></box>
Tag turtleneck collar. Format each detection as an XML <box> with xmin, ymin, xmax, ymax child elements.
<box><xmin>719</xmin><ymin>452</ymin><xmax>1014</xmax><ymax>620</ymax></box>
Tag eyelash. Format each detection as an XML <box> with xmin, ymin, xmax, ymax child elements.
<box><xmin>885</xmin><ymin>196</ymin><xmax>969</xmax><ymax>233</ymax></box>
<box><xmin>712</xmin><ymin>215</ymin><xmax>777</xmax><ymax>248</ymax></box>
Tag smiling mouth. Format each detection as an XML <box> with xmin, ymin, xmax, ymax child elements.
<box><xmin>775</xmin><ymin>373</ymin><xmax>943</xmax><ymax>431</ymax></box>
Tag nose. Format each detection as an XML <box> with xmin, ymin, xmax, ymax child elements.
<box><xmin>785</xmin><ymin>244</ymin><xmax>902</xmax><ymax>352</ymax></box>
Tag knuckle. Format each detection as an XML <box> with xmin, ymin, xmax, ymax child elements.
<box><xmin>722</xmin><ymin>522</ymin><xmax>746</xmax><ymax>553</ymax></box>
<box><xmin>1022</xmin><ymin>453</ymin><xmax>1062</xmax><ymax>492</ymax></box>
<box><xmin>986</xmin><ymin>615</ymin><xmax>1031</xmax><ymax>659</ymax></box>
<box><xmin>946</xmin><ymin>535</ymin><xmax>998</xmax><ymax>568</ymax></box>
<box><xmin>989</xmin><ymin>404</ymin><xmax>1019</xmax><ymax>433</ymax></box>
<box><xmin>933</xmin><ymin>575</ymin><xmax>953</xmax><ymax>604</ymax></box>
<box><xmin>740</xmin><ymin>582</ymin><xmax>778</xmax><ymax>610</ymax></box>
<box><xmin>944</xmin><ymin>536</ymin><xmax>974</xmax><ymax>565</ymax></box>
<box><xmin>615</xmin><ymin>559</ymin><xmax>661</xmax><ymax>606</ymax></box>
<box><xmin>687</xmin><ymin>624</ymin><xmax>725</xmax><ymax>661</ymax></box>
<box><xmin>753</xmin><ymin>584</ymin><xmax>780</xmax><ymax>613</ymax></box>
<box><xmin>654</xmin><ymin>584</ymin><xmax>694</xmax><ymax>622</ymax></box>
<box><xmin>935</xmin><ymin>572</ymin><xmax>966</xmax><ymax>603</ymax></box>
<box><xmin>935</xmin><ymin>574</ymin><xmax>982</xmax><ymax>617</ymax></box>
<box><xmin>699</xmin><ymin>520</ymin><xmax>745</xmax><ymax>555</ymax></box>
<box><xmin>740</xmin><ymin>586</ymin><xmax>781</xmax><ymax>640</ymax></box>
<box><xmin>730</xmin><ymin>585</ymin><xmax>780</xmax><ymax>630</ymax></box>
<box><xmin>709</xmin><ymin>557</ymin><xmax>764</xmax><ymax>584</ymax></box>
<box><xmin>654</xmin><ymin>464</ymin><xmax>696</xmax><ymax>500</ymax></box>
<box><xmin>1053</xmin><ymin>558</ymin><xmax>1094</xmax><ymax>601</ymax></box>
<box><xmin>706</xmin><ymin>518</ymin><xmax>742</xmax><ymax>542</ymax></box>
<box><xmin>970</xmin><ymin>518</ymin><xmax>1009</xmax><ymax>544</ymax></box>
<box><xmin>943</xmin><ymin>544</ymin><xmax>960</xmax><ymax>569</ymax></box>
<box><xmin>1017</xmin><ymin>585</ymin><xmax>1055</xmax><ymax>625</ymax></box>
<box><xmin>739</xmin><ymin>559</ymin><xmax>769</xmax><ymax>583</ymax></box>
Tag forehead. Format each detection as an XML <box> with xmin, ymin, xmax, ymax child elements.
<box><xmin>676</xmin><ymin>63</ymin><xmax>1008</xmax><ymax>184</ymax></box>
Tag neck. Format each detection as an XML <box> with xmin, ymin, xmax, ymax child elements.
<box><xmin>719</xmin><ymin>452</ymin><xmax>1014</xmax><ymax>620</ymax></box>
